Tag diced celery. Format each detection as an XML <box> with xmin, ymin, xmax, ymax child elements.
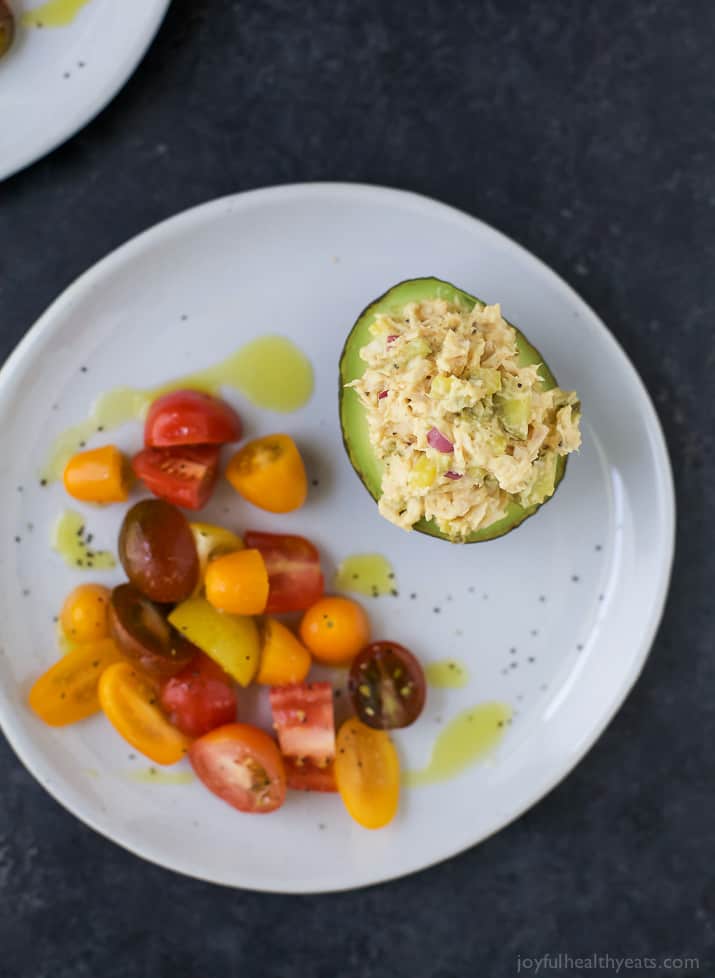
<box><xmin>497</xmin><ymin>394</ymin><xmax>531</xmax><ymax>439</ymax></box>
<box><xmin>409</xmin><ymin>455</ymin><xmax>437</xmax><ymax>489</ymax></box>
<box><xmin>470</xmin><ymin>367</ymin><xmax>502</xmax><ymax>396</ymax></box>
<box><xmin>521</xmin><ymin>452</ymin><xmax>558</xmax><ymax>507</ymax></box>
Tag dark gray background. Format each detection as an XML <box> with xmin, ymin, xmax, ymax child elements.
<box><xmin>0</xmin><ymin>1</ymin><xmax>712</xmax><ymax>976</ymax></box>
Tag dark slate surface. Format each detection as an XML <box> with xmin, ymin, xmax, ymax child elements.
<box><xmin>0</xmin><ymin>1</ymin><xmax>712</xmax><ymax>975</ymax></box>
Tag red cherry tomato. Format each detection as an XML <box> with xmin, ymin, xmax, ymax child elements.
<box><xmin>348</xmin><ymin>641</ymin><xmax>426</xmax><ymax>729</ymax></box>
<box><xmin>284</xmin><ymin>758</ymin><xmax>338</xmax><ymax>793</ymax></box>
<box><xmin>160</xmin><ymin>652</ymin><xmax>237</xmax><ymax>738</ymax></box>
<box><xmin>269</xmin><ymin>682</ymin><xmax>336</xmax><ymax>763</ymax></box>
<box><xmin>132</xmin><ymin>445</ymin><xmax>220</xmax><ymax>511</ymax></box>
<box><xmin>243</xmin><ymin>531</ymin><xmax>324</xmax><ymax>613</ymax></box>
<box><xmin>144</xmin><ymin>390</ymin><xmax>242</xmax><ymax>448</ymax></box>
<box><xmin>189</xmin><ymin>723</ymin><xmax>286</xmax><ymax>814</ymax></box>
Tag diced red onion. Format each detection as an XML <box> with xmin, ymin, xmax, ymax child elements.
<box><xmin>427</xmin><ymin>427</ymin><xmax>454</xmax><ymax>453</ymax></box>
<box><xmin>378</xmin><ymin>390</ymin><xmax>388</xmax><ymax>400</ymax></box>
<box><xmin>386</xmin><ymin>335</ymin><xmax>399</xmax><ymax>343</ymax></box>
<box><xmin>445</xmin><ymin>471</ymin><xmax>463</xmax><ymax>480</ymax></box>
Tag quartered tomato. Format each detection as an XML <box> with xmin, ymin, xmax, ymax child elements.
<box><xmin>28</xmin><ymin>638</ymin><xmax>124</xmax><ymax>727</ymax></box>
<box><xmin>255</xmin><ymin>618</ymin><xmax>312</xmax><ymax>686</ymax></box>
<box><xmin>225</xmin><ymin>434</ymin><xmax>307</xmax><ymax>513</ymax></box>
<box><xmin>269</xmin><ymin>682</ymin><xmax>336</xmax><ymax>763</ymax></box>
<box><xmin>189</xmin><ymin>723</ymin><xmax>286</xmax><ymax>813</ymax></box>
<box><xmin>299</xmin><ymin>596</ymin><xmax>370</xmax><ymax>665</ymax></box>
<box><xmin>334</xmin><ymin>717</ymin><xmax>400</xmax><ymax>829</ymax></box>
<box><xmin>160</xmin><ymin>653</ymin><xmax>237</xmax><ymax>738</ymax></box>
<box><xmin>284</xmin><ymin>757</ymin><xmax>338</xmax><ymax>793</ymax></box>
<box><xmin>132</xmin><ymin>445</ymin><xmax>221</xmax><ymax>511</ymax></box>
<box><xmin>348</xmin><ymin>641</ymin><xmax>426</xmax><ymax>729</ymax></box>
<box><xmin>144</xmin><ymin>390</ymin><xmax>242</xmax><ymax>448</ymax></box>
<box><xmin>99</xmin><ymin>662</ymin><xmax>192</xmax><ymax>765</ymax></box>
<box><xmin>243</xmin><ymin>531</ymin><xmax>324</xmax><ymax>613</ymax></box>
<box><xmin>109</xmin><ymin>584</ymin><xmax>195</xmax><ymax>678</ymax></box>
<box><xmin>118</xmin><ymin>499</ymin><xmax>199</xmax><ymax>602</ymax></box>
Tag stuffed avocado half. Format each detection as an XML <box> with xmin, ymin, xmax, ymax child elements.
<box><xmin>339</xmin><ymin>277</ymin><xmax>582</xmax><ymax>543</ymax></box>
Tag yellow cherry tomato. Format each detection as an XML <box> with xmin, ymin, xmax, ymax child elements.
<box><xmin>205</xmin><ymin>548</ymin><xmax>268</xmax><ymax>615</ymax></box>
<box><xmin>28</xmin><ymin>638</ymin><xmax>124</xmax><ymax>727</ymax></box>
<box><xmin>59</xmin><ymin>584</ymin><xmax>111</xmax><ymax>644</ymax></box>
<box><xmin>299</xmin><ymin>596</ymin><xmax>370</xmax><ymax>665</ymax></box>
<box><xmin>225</xmin><ymin>434</ymin><xmax>307</xmax><ymax>513</ymax></box>
<box><xmin>189</xmin><ymin>522</ymin><xmax>243</xmax><ymax>587</ymax></box>
<box><xmin>168</xmin><ymin>596</ymin><xmax>259</xmax><ymax>686</ymax></box>
<box><xmin>63</xmin><ymin>445</ymin><xmax>131</xmax><ymax>504</ymax></box>
<box><xmin>255</xmin><ymin>619</ymin><xmax>312</xmax><ymax>686</ymax></box>
<box><xmin>334</xmin><ymin>717</ymin><xmax>400</xmax><ymax>829</ymax></box>
<box><xmin>98</xmin><ymin>662</ymin><xmax>191</xmax><ymax>765</ymax></box>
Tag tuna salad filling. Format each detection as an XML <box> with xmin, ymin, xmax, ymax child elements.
<box><xmin>346</xmin><ymin>298</ymin><xmax>581</xmax><ymax>540</ymax></box>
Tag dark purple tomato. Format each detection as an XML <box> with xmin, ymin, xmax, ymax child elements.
<box><xmin>348</xmin><ymin>641</ymin><xmax>426</xmax><ymax>729</ymax></box>
<box><xmin>118</xmin><ymin>499</ymin><xmax>198</xmax><ymax>602</ymax></box>
<box><xmin>109</xmin><ymin>583</ymin><xmax>195</xmax><ymax>678</ymax></box>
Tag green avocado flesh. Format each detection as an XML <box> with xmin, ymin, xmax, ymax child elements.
<box><xmin>338</xmin><ymin>277</ymin><xmax>567</xmax><ymax>544</ymax></box>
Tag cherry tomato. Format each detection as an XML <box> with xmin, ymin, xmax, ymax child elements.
<box><xmin>63</xmin><ymin>445</ymin><xmax>131</xmax><ymax>504</ymax></box>
<box><xmin>334</xmin><ymin>717</ymin><xmax>400</xmax><ymax>829</ymax></box>
<box><xmin>243</xmin><ymin>531</ymin><xmax>324</xmax><ymax>613</ymax></box>
<box><xmin>28</xmin><ymin>638</ymin><xmax>124</xmax><ymax>727</ymax></box>
<box><xmin>255</xmin><ymin>618</ymin><xmax>312</xmax><ymax>686</ymax></box>
<box><xmin>132</xmin><ymin>445</ymin><xmax>220</xmax><ymax>511</ymax></box>
<box><xmin>225</xmin><ymin>434</ymin><xmax>307</xmax><ymax>513</ymax></box>
<box><xmin>109</xmin><ymin>584</ymin><xmax>195</xmax><ymax>677</ymax></box>
<box><xmin>204</xmin><ymin>548</ymin><xmax>269</xmax><ymax>615</ymax></box>
<box><xmin>168</xmin><ymin>597</ymin><xmax>259</xmax><ymax>686</ymax></box>
<box><xmin>348</xmin><ymin>641</ymin><xmax>426</xmax><ymax>729</ymax></box>
<box><xmin>189</xmin><ymin>723</ymin><xmax>286</xmax><ymax>813</ymax></box>
<box><xmin>144</xmin><ymin>389</ymin><xmax>242</xmax><ymax>448</ymax></box>
<box><xmin>190</xmin><ymin>522</ymin><xmax>243</xmax><ymax>584</ymax></box>
<box><xmin>299</xmin><ymin>596</ymin><xmax>370</xmax><ymax>665</ymax></box>
<box><xmin>269</xmin><ymin>682</ymin><xmax>336</xmax><ymax>763</ymax></box>
<box><xmin>99</xmin><ymin>662</ymin><xmax>192</xmax><ymax>765</ymax></box>
<box><xmin>284</xmin><ymin>758</ymin><xmax>338</xmax><ymax>793</ymax></box>
<box><xmin>160</xmin><ymin>653</ymin><xmax>237</xmax><ymax>738</ymax></box>
<box><xmin>118</xmin><ymin>499</ymin><xmax>199</xmax><ymax>602</ymax></box>
<box><xmin>60</xmin><ymin>584</ymin><xmax>111</xmax><ymax>644</ymax></box>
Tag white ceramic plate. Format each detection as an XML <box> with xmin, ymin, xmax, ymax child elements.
<box><xmin>0</xmin><ymin>184</ymin><xmax>674</xmax><ymax>892</ymax></box>
<box><xmin>0</xmin><ymin>0</ymin><xmax>170</xmax><ymax>181</ymax></box>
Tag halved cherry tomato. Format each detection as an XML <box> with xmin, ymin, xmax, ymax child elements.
<box><xmin>334</xmin><ymin>717</ymin><xmax>400</xmax><ymax>829</ymax></box>
<box><xmin>160</xmin><ymin>653</ymin><xmax>237</xmax><ymax>738</ymax></box>
<box><xmin>269</xmin><ymin>682</ymin><xmax>335</xmax><ymax>763</ymax></box>
<box><xmin>348</xmin><ymin>641</ymin><xmax>426</xmax><ymax>730</ymax></box>
<box><xmin>299</xmin><ymin>596</ymin><xmax>370</xmax><ymax>665</ymax></box>
<box><xmin>63</xmin><ymin>445</ymin><xmax>131</xmax><ymax>504</ymax></box>
<box><xmin>189</xmin><ymin>723</ymin><xmax>286</xmax><ymax>813</ymax></box>
<box><xmin>28</xmin><ymin>638</ymin><xmax>124</xmax><ymax>727</ymax></box>
<box><xmin>244</xmin><ymin>531</ymin><xmax>324</xmax><ymax>613</ymax></box>
<box><xmin>119</xmin><ymin>499</ymin><xmax>199</xmax><ymax>602</ymax></box>
<box><xmin>109</xmin><ymin>584</ymin><xmax>195</xmax><ymax>678</ymax></box>
<box><xmin>168</xmin><ymin>597</ymin><xmax>259</xmax><ymax>686</ymax></box>
<box><xmin>190</xmin><ymin>522</ymin><xmax>243</xmax><ymax>585</ymax></box>
<box><xmin>99</xmin><ymin>662</ymin><xmax>191</xmax><ymax>765</ymax></box>
<box><xmin>225</xmin><ymin>434</ymin><xmax>307</xmax><ymax>513</ymax></box>
<box><xmin>255</xmin><ymin>619</ymin><xmax>312</xmax><ymax>686</ymax></box>
<box><xmin>132</xmin><ymin>445</ymin><xmax>220</xmax><ymax>511</ymax></box>
<box><xmin>284</xmin><ymin>757</ymin><xmax>338</xmax><ymax>793</ymax></box>
<box><xmin>60</xmin><ymin>584</ymin><xmax>111</xmax><ymax>644</ymax></box>
<box><xmin>144</xmin><ymin>390</ymin><xmax>242</xmax><ymax>448</ymax></box>
<box><xmin>204</xmin><ymin>549</ymin><xmax>268</xmax><ymax>615</ymax></box>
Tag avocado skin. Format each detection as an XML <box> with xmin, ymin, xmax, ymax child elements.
<box><xmin>338</xmin><ymin>277</ymin><xmax>567</xmax><ymax>544</ymax></box>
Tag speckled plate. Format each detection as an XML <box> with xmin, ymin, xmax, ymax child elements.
<box><xmin>0</xmin><ymin>184</ymin><xmax>675</xmax><ymax>892</ymax></box>
<box><xmin>0</xmin><ymin>0</ymin><xmax>170</xmax><ymax>182</ymax></box>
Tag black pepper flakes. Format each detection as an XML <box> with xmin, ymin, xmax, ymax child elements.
<box><xmin>80</xmin><ymin>365</ymin><xmax>87</xmax><ymax>372</ymax></box>
<box><xmin>410</xmin><ymin>592</ymin><xmax>417</xmax><ymax>600</ymax></box>
<box><xmin>571</xmin><ymin>574</ymin><xmax>580</xmax><ymax>582</ymax></box>
<box><xmin>311</xmin><ymin>479</ymin><xmax>319</xmax><ymax>487</ymax></box>
<box><xmin>40</xmin><ymin>479</ymin><xmax>48</xmax><ymax>487</ymax></box>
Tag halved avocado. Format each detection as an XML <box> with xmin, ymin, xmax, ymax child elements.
<box><xmin>338</xmin><ymin>277</ymin><xmax>567</xmax><ymax>543</ymax></box>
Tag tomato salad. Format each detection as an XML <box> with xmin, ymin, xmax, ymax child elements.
<box><xmin>30</xmin><ymin>389</ymin><xmax>427</xmax><ymax>829</ymax></box>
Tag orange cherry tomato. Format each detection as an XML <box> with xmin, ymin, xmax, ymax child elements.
<box><xmin>255</xmin><ymin>619</ymin><xmax>312</xmax><ymax>686</ymax></box>
<box><xmin>60</xmin><ymin>584</ymin><xmax>111</xmax><ymax>644</ymax></box>
<box><xmin>98</xmin><ymin>661</ymin><xmax>191</xmax><ymax>765</ymax></box>
<box><xmin>204</xmin><ymin>548</ymin><xmax>268</xmax><ymax>615</ymax></box>
<box><xmin>334</xmin><ymin>717</ymin><xmax>400</xmax><ymax>829</ymax></box>
<box><xmin>28</xmin><ymin>638</ymin><xmax>124</xmax><ymax>727</ymax></box>
<box><xmin>63</xmin><ymin>445</ymin><xmax>131</xmax><ymax>504</ymax></box>
<box><xmin>299</xmin><ymin>596</ymin><xmax>370</xmax><ymax>665</ymax></box>
<box><xmin>225</xmin><ymin>434</ymin><xmax>307</xmax><ymax>513</ymax></box>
